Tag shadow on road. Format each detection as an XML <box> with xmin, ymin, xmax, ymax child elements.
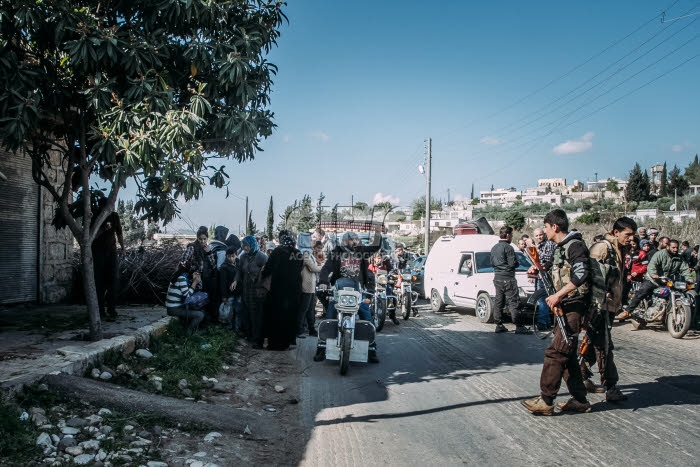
<box><xmin>591</xmin><ymin>374</ymin><xmax>700</xmax><ymax>413</ymax></box>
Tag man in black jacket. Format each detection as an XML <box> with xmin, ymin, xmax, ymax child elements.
<box><xmin>490</xmin><ymin>226</ymin><xmax>530</xmax><ymax>334</ymax></box>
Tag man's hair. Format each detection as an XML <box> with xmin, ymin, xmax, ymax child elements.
<box><xmin>659</xmin><ymin>236</ymin><xmax>669</xmax><ymax>243</ymax></box>
<box><xmin>612</xmin><ymin>216</ymin><xmax>637</xmax><ymax>234</ymax></box>
<box><xmin>226</xmin><ymin>246</ymin><xmax>238</xmax><ymax>255</ymax></box>
<box><xmin>669</xmin><ymin>239</ymin><xmax>680</xmax><ymax>247</ymax></box>
<box><xmin>593</xmin><ymin>234</ymin><xmax>604</xmax><ymax>243</ymax></box>
<box><xmin>543</xmin><ymin>209</ymin><xmax>569</xmax><ymax>232</ymax></box>
<box><xmin>499</xmin><ymin>226</ymin><xmax>513</xmax><ymax>239</ymax></box>
<box><xmin>694</xmin><ymin>245</ymin><xmax>699</xmax><ymax>252</ymax></box>
<box><xmin>313</xmin><ymin>241</ymin><xmax>323</xmax><ymax>248</ymax></box>
<box><xmin>682</xmin><ymin>240</ymin><xmax>690</xmax><ymax>248</ymax></box>
<box><xmin>314</xmin><ymin>227</ymin><xmax>325</xmax><ymax>237</ymax></box>
<box><xmin>521</xmin><ymin>234</ymin><xmax>529</xmax><ymax>240</ymax></box>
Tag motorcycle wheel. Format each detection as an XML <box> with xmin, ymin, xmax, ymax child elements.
<box><xmin>339</xmin><ymin>328</ymin><xmax>352</xmax><ymax>375</ymax></box>
<box><xmin>375</xmin><ymin>298</ymin><xmax>387</xmax><ymax>333</ymax></box>
<box><xmin>402</xmin><ymin>293</ymin><xmax>411</xmax><ymax>320</ymax></box>
<box><xmin>667</xmin><ymin>301</ymin><xmax>692</xmax><ymax>338</ymax></box>
<box><xmin>631</xmin><ymin>318</ymin><xmax>647</xmax><ymax>330</ymax></box>
<box><xmin>411</xmin><ymin>291</ymin><xmax>419</xmax><ymax>305</ymax></box>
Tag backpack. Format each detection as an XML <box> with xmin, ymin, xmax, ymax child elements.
<box><xmin>551</xmin><ymin>238</ymin><xmax>618</xmax><ymax>311</ymax></box>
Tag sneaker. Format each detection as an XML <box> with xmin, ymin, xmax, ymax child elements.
<box><xmin>313</xmin><ymin>348</ymin><xmax>326</xmax><ymax>362</ymax></box>
<box><xmin>368</xmin><ymin>350</ymin><xmax>380</xmax><ymax>363</ymax></box>
<box><xmin>583</xmin><ymin>379</ymin><xmax>605</xmax><ymax>394</ymax></box>
<box><xmin>616</xmin><ymin>310</ymin><xmax>631</xmax><ymax>321</ymax></box>
<box><xmin>391</xmin><ymin>316</ymin><xmax>400</xmax><ymax>325</ymax></box>
<box><xmin>605</xmin><ymin>387</ymin><xmax>628</xmax><ymax>402</ymax></box>
<box><xmin>521</xmin><ymin>396</ymin><xmax>554</xmax><ymax>416</ymax></box>
<box><xmin>556</xmin><ymin>397</ymin><xmax>591</xmax><ymax>413</ymax></box>
<box><xmin>495</xmin><ymin>324</ymin><xmax>508</xmax><ymax>333</ymax></box>
<box><xmin>515</xmin><ymin>325</ymin><xmax>533</xmax><ymax>335</ymax></box>
<box><xmin>297</xmin><ymin>333</ymin><xmax>306</xmax><ymax>339</ymax></box>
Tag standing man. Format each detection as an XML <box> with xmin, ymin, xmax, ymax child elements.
<box><xmin>93</xmin><ymin>199</ymin><xmax>125</xmax><ymax>321</ymax></box>
<box><xmin>490</xmin><ymin>226</ymin><xmax>530</xmax><ymax>334</ymax></box>
<box><xmin>580</xmin><ymin>217</ymin><xmax>636</xmax><ymax>401</ymax></box>
<box><xmin>522</xmin><ymin>209</ymin><xmax>591</xmax><ymax>415</ymax></box>
<box><xmin>533</xmin><ymin>227</ymin><xmax>556</xmax><ymax>330</ymax></box>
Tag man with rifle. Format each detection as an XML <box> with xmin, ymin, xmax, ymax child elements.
<box><xmin>522</xmin><ymin>209</ymin><xmax>591</xmax><ymax>415</ymax></box>
<box><xmin>580</xmin><ymin>217</ymin><xmax>636</xmax><ymax>402</ymax></box>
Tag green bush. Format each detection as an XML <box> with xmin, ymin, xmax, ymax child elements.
<box><xmin>577</xmin><ymin>211</ymin><xmax>601</xmax><ymax>224</ymax></box>
<box><xmin>504</xmin><ymin>211</ymin><xmax>525</xmax><ymax>231</ymax></box>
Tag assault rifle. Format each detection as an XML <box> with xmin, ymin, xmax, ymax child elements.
<box><xmin>524</xmin><ymin>246</ymin><xmax>572</xmax><ymax>348</ymax></box>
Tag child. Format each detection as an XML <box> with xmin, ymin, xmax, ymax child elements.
<box><xmin>219</xmin><ymin>247</ymin><xmax>241</xmax><ymax>331</ymax></box>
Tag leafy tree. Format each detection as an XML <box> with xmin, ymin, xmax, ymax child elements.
<box><xmin>247</xmin><ymin>212</ymin><xmax>257</xmax><ymax>236</ymax></box>
<box><xmin>373</xmin><ymin>201</ymin><xmax>393</xmax><ymax>213</ymax></box>
<box><xmin>279</xmin><ymin>195</ymin><xmax>313</xmax><ymax>235</ymax></box>
<box><xmin>668</xmin><ymin>164</ymin><xmax>689</xmax><ymax>196</ymax></box>
<box><xmin>353</xmin><ymin>201</ymin><xmax>369</xmax><ymax>214</ymax></box>
<box><xmin>470</xmin><ymin>198</ymin><xmax>480</xmax><ymax>205</ymax></box>
<box><xmin>315</xmin><ymin>193</ymin><xmax>326</xmax><ymax>224</ymax></box>
<box><xmin>606</xmin><ymin>179</ymin><xmax>620</xmax><ymax>194</ymax></box>
<box><xmin>577</xmin><ymin>211</ymin><xmax>601</xmax><ymax>225</ymax></box>
<box><xmin>0</xmin><ymin>0</ymin><xmax>285</xmax><ymax>340</ymax></box>
<box><xmin>684</xmin><ymin>154</ymin><xmax>700</xmax><ymax>185</ymax></box>
<box><xmin>659</xmin><ymin>162</ymin><xmax>668</xmax><ymax>197</ymax></box>
<box><xmin>146</xmin><ymin>220</ymin><xmax>160</xmax><ymax>240</ymax></box>
<box><xmin>117</xmin><ymin>200</ymin><xmax>145</xmax><ymax>246</ymax></box>
<box><xmin>411</xmin><ymin>196</ymin><xmax>442</xmax><ymax>220</ymax></box>
<box><xmin>504</xmin><ymin>210</ymin><xmax>525</xmax><ymax>231</ymax></box>
<box><xmin>656</xmin><ymin>197</ymin><xmax>673</xmax><ymax>211</ymax></box>
<box><xmin>626</xmin><ymin>163</ymin><xmax>651</xmax><ymax>203</ymax></box>
<box><xmin>266</xmin><ymin>196</ymin><xmax>274</xmax><ymax>240</ymax></box>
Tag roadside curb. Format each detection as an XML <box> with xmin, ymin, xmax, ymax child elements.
<box><xmin>1</xmin><ymin>316</ymin><xmax>173</xmax><ymax>397</ymax></box>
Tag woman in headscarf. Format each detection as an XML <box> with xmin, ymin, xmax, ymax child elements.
<box><xmin>261</xmin><ymin>230</ymin><xmax>303</xmax><ymax>350</ymax></box>
<box><xmin>233</xmin><ymin>236</ymin><xmax>268</xmax><ymax>348</ymax></box>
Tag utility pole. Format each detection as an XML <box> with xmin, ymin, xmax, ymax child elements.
<box><xmin>245</xmin><ymin>196</ymin><xmax>249</xmax><ymax>235</ymax></box>
<box><xmin>447</xmin><ymin>188</ymin><xmax>450</xmax><ymax>205</ymax></box>
<box><xmin>425</xmin><ymin>137</ymin><xmax>432</xmax><ymax>255</ymax></box>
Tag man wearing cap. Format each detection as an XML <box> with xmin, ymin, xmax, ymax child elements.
<box><xmin>647</xmin><ymin>228</ymin><xmax>660</xmax><ymax>249</ymax></box>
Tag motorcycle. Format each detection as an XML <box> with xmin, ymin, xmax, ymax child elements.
<box><xmin>390</xmin><ymin>268</ymin><xmax>416</xmax><ymax>320</ymax></box>
<box><xmin>369</xmin><ymin>270</ymin><xmax>392</xmax><ymax>332</ymax></box>
<box><xmin>630</xmin><ymin>276</ymin><xmax>694</xmax><ymax>339</ymax></box>
<box><xmin>317</xmin><ymin>287</ymin><xmax>377</xmax><ymax>375</ymax></box>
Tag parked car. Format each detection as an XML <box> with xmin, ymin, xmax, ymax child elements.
<box><xmin>424</xmin><ymin>235</ymin><xmax>534</xmax><ymax>323</ymax></box>
<box><xmin>411</xmin><ymin>255</ymin><xmax>427</xmax><ymax>299</ymax></box>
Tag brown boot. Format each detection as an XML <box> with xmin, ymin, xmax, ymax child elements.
<box><xmin>556</xmin><ymin>397</ymin><xmax>591</xmax><ymax>413</ymax></box>
<box><xmin>521</xmin><ymin>396</ymin><xmax>554</xmax><ymax>416</ymax></box>
<box><xmin>583</xmin><ymin>379</ymin><xmax>605</xmax><ymax>394</ymax></box>
<box><xmin>615</xmin><ymin>310</ymin><xmax>631</xmax><ymax>321</ymax></box>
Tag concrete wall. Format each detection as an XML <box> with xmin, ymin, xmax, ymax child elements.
<box><xmin>39</xmin><ymin>152</ymin><xmax>74</xmax><ymax>304</ymax></box>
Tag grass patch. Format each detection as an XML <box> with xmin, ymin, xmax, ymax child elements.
<box><xmin>0</xmin><ymin>401</ymin><xmax>42</xmax><ymax>464</ymax></box>
<box><xmin>103</xmin><ymin>320</ymin><xmax>237</xmax><ymax>399</ymax></box>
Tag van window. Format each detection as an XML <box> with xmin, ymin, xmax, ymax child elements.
<box><xmin>458</xmin><ymin>254</ymin><xmax>473</xmax><ymax>276</ymax></box>
<box><xmin>475</xmin><ymin>251</ymin><xmax>530</xmax><ymax>273</ymax></box>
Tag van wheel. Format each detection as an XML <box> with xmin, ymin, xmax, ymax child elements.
<box><xmin>430</xmin><ymin>289</ymin><xmax>445</xmax><ymax>312</ymax></box>
<box><xmin>476</xmin><ymin>293</ymin><xmax>494</xmax><ymax>323</ymax></box>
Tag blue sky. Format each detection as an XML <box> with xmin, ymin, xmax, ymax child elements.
<box><xmin>158</xmin><ymin>0</ymin><xmax>700</xmax><ymax>233</ymax></box>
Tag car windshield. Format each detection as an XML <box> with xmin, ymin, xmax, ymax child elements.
<box><xmin>474</xmin><ymin>251</ymin><xmax>530</xmax><ymax>273</ymax></box>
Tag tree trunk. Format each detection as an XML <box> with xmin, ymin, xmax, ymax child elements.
<box><xmin>80</xmin><ymin>241</ymin><xmax>103</xmax><ymax>341</ymax></box>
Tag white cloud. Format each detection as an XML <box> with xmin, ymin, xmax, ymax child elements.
<box><xmin>310</xmin><ymin>131</ymin><xmax>330</xmax><ymax>142</ymax></box>
<box><xmin>452</xmin><ymin>194</ymin><xmax>468</xmax><ymax>202</ymax></box>
<box><xmin>671</xmin><ymin>141</ymin><xmax>694</xmax><ymax>152</ymax></box>
<box><xmin>480</xmin><ymin>136</ymin><xmax>501</xmax><ymax>145</ymax></box>
<box><xmin>552</xmin><ymin>132</ymin><xmax>594</xmax><ymax>155</ymax></box>
<box><xmin>373</xmin><ymin>192</ymin><xmax>401</xmax><ymax>205</ymax></box>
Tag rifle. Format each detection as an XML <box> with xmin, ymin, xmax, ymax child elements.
<box><xmin>524</xmin><ymin>246</ymin><xmax>572</xmax><ymax>348</ymax></box>
<box><xmin>577</xmin><ymin>321</ymin><xmax>591</xmax><ymax>366</ymax></box>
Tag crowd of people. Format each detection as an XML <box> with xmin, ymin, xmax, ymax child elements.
<box><xmin>502</xmin><ymin>210</ymin><xmax>696</xmax><ymax>416</ymax></box>
<box><xmin>164</xmin><ymin>225</ymin><xmax>413</xmax><ymax>361</ymax></box>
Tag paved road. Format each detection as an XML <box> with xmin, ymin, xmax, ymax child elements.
<box><xmin>294</xmin><ymin>302</ymin><xmax>700</xmax><ymax>466</ymax></box>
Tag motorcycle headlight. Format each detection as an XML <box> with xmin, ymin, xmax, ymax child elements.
<box><xmin>675</xmin><ymin>281</ymin><xmax>686</xmax><ymax>289</ymax></box>
<box><xmin>338</xmin><ymin>295</ymin><xmax>358</xmax><ymax>307</ymax></box>
<box><xmin>402</xmin><ymin>274</ymin><xmax>412</xmax><ymax>281</ymax></box>
<box><xmin>687</xmin><ymin>284</ymin><xmax>695</xmax><ymax>291</ymax></box>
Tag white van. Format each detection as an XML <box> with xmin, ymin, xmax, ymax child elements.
<box><xmin>424</xmin><ymin>234</ymin><xmax>535</xmax><ymax>323</ymax></box>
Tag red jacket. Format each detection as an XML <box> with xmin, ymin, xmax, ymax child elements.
<box><xmin>630</xmin><ymin>250</ymin><xmax>648</xmax><ymax>280</ymax></box>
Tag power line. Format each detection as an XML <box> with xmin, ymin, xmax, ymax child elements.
<box><xmin>436</xmin><ymin>0</ymin><xmax>682</xmax><ymax>140</ymax></box>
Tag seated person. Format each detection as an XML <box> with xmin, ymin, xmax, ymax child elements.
<box><xmin>165</xmin><ymin>264</ymin><xmax>205</xmax><ymax>332</ymax></box>
<box><xmin>392</xmin><ymin>243</ymin><xmax>410</xmax><ymax>271</ymax></box>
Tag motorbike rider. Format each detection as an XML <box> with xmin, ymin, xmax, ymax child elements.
<box><xmin>621</xmin><ymin>239</ymin><xmax>692</xmax><ymax>317</ymax></box>
<box><xmin>368</xmin><ymin>252</ymin><xmax>400</xmax><ymax>325</ymax></box>
<box><xmin>314</xmin><ymin>228</ymin><xmax>382</xmax><ymax>363</ymax></box>
<box><xmin>391</xmin><ymin>243</ymin><xmax>419</xmax><ymax>317</ymax></box>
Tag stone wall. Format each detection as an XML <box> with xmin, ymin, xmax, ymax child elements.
<box><xmin>39</xmin><ymin>152</ymin><xmax>74</xmax><ymax>304</ymax></box>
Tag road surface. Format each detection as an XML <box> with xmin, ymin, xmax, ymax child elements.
<box><xmin>294</xmin><ymin>302</ymin><xmax>700</xmax><ymax>466</ymax></box>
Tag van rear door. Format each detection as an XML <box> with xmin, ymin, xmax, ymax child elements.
<box><xmin>452</xmin><ymin>253</ymin><xmax>476</xmax><ymax>307</ymax></box>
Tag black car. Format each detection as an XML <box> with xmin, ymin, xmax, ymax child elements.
<box><xmin>411</xmin><ymin>255</ymin><xmax>427</xmax><ymax>299</ymax></box>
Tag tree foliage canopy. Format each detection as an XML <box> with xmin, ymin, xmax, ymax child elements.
<box><xmin>626</xmin><ymin>163</ymin><xmax>651</xmax><ymax>203</ymax></box>
<box><xmin>668</xmin><ymin>164</ymin><xmax>689</xmax><ymax>196</ymax></box>
<box><xmin>504</xmin><ymin>210</ymin><xmax>525</xmax><ymax>231</ymax></box>
<box><xmin>411</xmin><ymin>196</ymin><xmax>442</xmax><ymax>220</ymax></box>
